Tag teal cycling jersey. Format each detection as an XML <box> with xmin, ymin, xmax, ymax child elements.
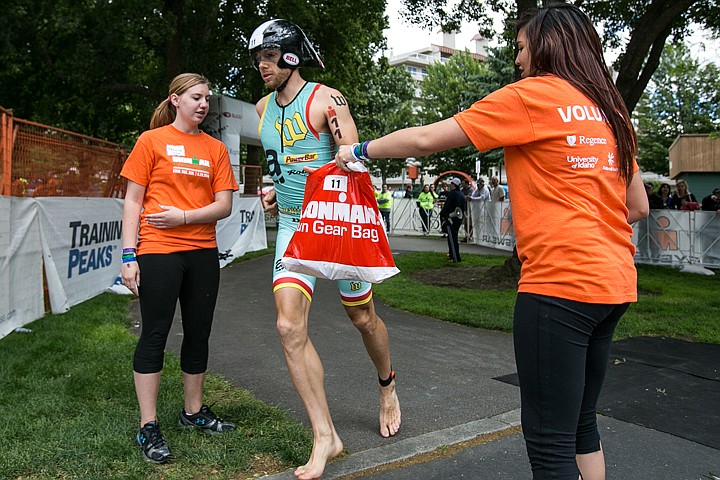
<box><xmin>259</xmin><ymin>81</ymin><xmax>373</xmax><ymax>298</ymax></box>
<box><xmin>258</xmin><ymin>82</ymin><xmax>334</xmax><ymax>223</ymax></box>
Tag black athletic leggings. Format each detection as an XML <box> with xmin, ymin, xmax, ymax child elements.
<box><xmin>513</xmin><ymin>293</ymin><xmax>629</xmax><ymax>479</ymax></box>
<box><xmin>134</xmin><ymin>248</ymin><xmax>220</xmax><ymax>375</ymax></box>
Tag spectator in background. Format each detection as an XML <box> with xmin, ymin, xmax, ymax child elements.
<box><xmin>404</xmin><ymin>184</ymin><xmax>414</xmax><ymax>198</ymax></box>
<box><xmin>460</xmin><ymin>179</ymin><xmax>474</xmax><ymax>241</ymax></box>
<box><xmin>460</xmin><ymin>178</ymin><xmax>474</xmax><ymax>198</ymax></box>
<box><xmin>11</xmin><ymin>177</ymin><xmax>29</xmax><ymax>196</ymax></box>
<box><xmin>657</xmin><ymin>183</ymin><xmax>672</xmax><ymax>209</ymax></box>
<box><xmin>471</xmin><ymin>177</ymin><xmax>491</xmax><ymax>201</ymax></box>
<box><xmin>490</xmin><ymin>176</ymin><xmax>505</xmax><ymax>202</ymax></box>
<box><xmin>439</xmin><ymin>178</ymin><xmax>466</xmax><ymax>262</ymax></box>
<box><xmin>701</xmin><ymin>188</ymin><xmax>720</xmax><ymax>212</ymax></box>
<box><xmin>429</xmin><ymin>183</ymin><xmax>439</xmax><ymax>200</ymax></box>
<box><xmin>436</xmin><ymin>182</ymin><xmax>448</xmax><ymax>203</ymax></box>
<box><xmin>669</xmin><ymin>179</ymin><xmax>698</xmax><ymax>210</ymax></box>
<box><xmin>377</xmin><ymin>184</ymin><xmax>393</xmax><ymax>231</ymax></box>
<box><xmin>417</xmin><ymin>184</ymin><xmax>436</xmax><ymax>235</ymax></box>
<box><xmin>645</xmin><ymin>183</ymin><xmax>664</xmax><ymax>209</ymax></box>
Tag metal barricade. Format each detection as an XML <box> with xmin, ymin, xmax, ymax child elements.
<box><xmin>1</xmin><ymin>106</ymin><xmax>126</xmax><ymax>198</ymax></box>
<box><xmin>389</xmin><ymin>199</ymin><xmax>719</xmax><ymax>268</ymax></box>
<box><xmin>634</xmin><ymin>209</ymin><xmax>720</xmax><ymax>268</ymax></box>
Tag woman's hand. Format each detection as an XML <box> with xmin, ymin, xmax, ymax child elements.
<box><xmin>145</xmin><ymin>204</ymin><xmax>186</xmax><ymax>228</ymax></box>
<box><xmin>121</xmin><ymin>261</ymin><xmax>140</xmax><ymax>296</ymax></box>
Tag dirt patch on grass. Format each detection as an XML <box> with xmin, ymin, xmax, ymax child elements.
<box><xmin>410</xmin><ymin>264</ymin><xmax>519</xmax><ymax>291</ymax></box>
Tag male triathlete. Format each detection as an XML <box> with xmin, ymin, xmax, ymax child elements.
<box><xmin>250</xmin><ymin>19</ymin><xmax>401</xmax><ymax>480</ymax></box>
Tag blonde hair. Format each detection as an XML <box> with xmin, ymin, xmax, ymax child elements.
<box><xmin>149</xmin><ymin>73</ymin><xmax>211</xmax><ymax>129</ymax></box>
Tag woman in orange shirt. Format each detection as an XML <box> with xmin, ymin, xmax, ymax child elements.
<box><xmin>121</xmin><ymin>73</ymin><xmax>238</xmax><ymax>464</ymax></box>
<box><xmin>337</xmin><ymin>4</ymin><xmax>648</xmax><ymax>479</ymax></box>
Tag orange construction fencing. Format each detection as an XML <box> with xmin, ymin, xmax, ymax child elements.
<box><xmin>0</xmin><ymin>106</ymin><xmax>126</xmax><ymax>198</ymax></box>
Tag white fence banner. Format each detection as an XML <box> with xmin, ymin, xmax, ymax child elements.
<box><xmin>469</xmin><ymin>201</ymin><xmax>515</xmax><ymax>251</ymax></box>
<box><xmin>36</xmin><ymin>197</ymin><xmax>125</xmax><ymax>314</ymax></box>
<box><xmin>0</xmin><ymin>197</ymin><xmax>44</xmax><ymax>339</ymax></box>
<box><xmin>1</xmin><ymin>195</ymin><xmax>268</xmax><ymax>340</ymax></box>
<box><xmin>216</xmin><ymin>194</ymin><xmax>267</xmax><ymax>268</ymax></box>
<box><xmin>389</xmin><ymin>198</ymin><xmax>719</xmax><ymax>269</ymax></box>
<box><xmin>633</xmin><ymin>209</ymin><xmax>720</xmax><ymax>268</ymax></box>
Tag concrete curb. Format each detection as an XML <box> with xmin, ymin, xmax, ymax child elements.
<box><xmin>261</xmin><ymin>409</ymin><xmax>521</xmax><ymax>479</ymax></box>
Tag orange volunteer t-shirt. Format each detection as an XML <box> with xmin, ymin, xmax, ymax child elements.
<box><xmin>454</xmin><ymin>75</ymin><xmax>637</xmax><ymax>304</ymax></box>
<box><xmin>121</xmin><ymin>124</ymin><xmax>238</xmax><ymax>255</ymax></box>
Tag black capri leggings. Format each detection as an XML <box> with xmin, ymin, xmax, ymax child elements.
<box><xmin>513</xmin><ymin>293</ymin><xmax>629</xmax><ymax>480</ymax></box>
<box><xmin>134</xmin><ymin>248</ymin><xmax>220</xmax><ymax>375</ymax></box>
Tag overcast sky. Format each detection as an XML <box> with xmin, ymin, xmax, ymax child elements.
<box><xmin>384</xmin><ymin>0</ymin><xmax>718</xmax><ymax>66</ymax></box>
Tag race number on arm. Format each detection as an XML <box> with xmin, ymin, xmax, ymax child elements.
<box><xmin>311</xmin><ymin>86</ymin><xmax>359</xmax><ymax>147</ymax></box>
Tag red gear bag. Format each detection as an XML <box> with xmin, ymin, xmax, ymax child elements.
<box><xmin>281</xmin><ymin>162</ymin><xmax>399</xmax><ymax>283</ymax></box>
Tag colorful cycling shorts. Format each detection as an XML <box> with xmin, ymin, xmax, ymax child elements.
<box><xmin>273</xmin><ymin>217</ymin><xmax>373</xmax><ymax>306</ymax></box>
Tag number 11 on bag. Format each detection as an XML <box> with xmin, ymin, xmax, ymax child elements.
<box><xmin>281</xmin><ymin>162</ymin><xmax>399</xmax><ymax>283</ymax></box>
<box><xmin>324</xmin><ymin>175</ymin><xmax>347</xmax><ymax>193</ymax></box>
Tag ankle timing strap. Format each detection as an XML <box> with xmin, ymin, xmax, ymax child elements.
<box><xmin>379</xmin><ymin>368</ymin><xmax>395</xmax><ymax>387</ymax></box>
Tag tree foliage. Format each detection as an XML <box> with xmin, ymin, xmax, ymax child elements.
<box><xmin>463</xmin><ymin>45</ymin><xmax>516</xmax><ymax>172</ymax></box>
<box><xmin>419</xmin><ymin>50</ymin><xmax>487</xmax><ymax>175</ymax></box>
<box><xmin>352</xmin><ymin>58</ymin><xmax>416</xmax><ymax>185</ymax></box>
<box><xmin>419</xmin><ymin>47</ymin><xmax>515</xmax><ymax>176</ymax></box>
<box><xmin>635</xmin><ymin>44</ymin><xmax>720</xmax><ymax>175</ymax></box>
<box><xmin>397</xmin><ymin>0</ymin><xmax>720</xmax><ymax>114</ymax></box>
<box><xmin>0</xmin><ymin>0</ymin><xmax>387</xmax><ymax>146</ymax></box>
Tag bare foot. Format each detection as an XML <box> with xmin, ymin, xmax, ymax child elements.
<box><xmin>294</xmin><ymin>432</ymin><xmax>344</xmax><ymax>480</ymax></box>
<box><xmin>379</xmin><ymin>382</ymin><xmax>401</xmax><ymax>437</ymax></box>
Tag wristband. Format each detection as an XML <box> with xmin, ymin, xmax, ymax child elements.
<box><xmin>122</xmin><ymin>248</ymin><xmax>137</xmax><ymax>254</ymax></box>
<box><xmin>349</xmin><ymin>142</ymin><xmax>364</xmax><ymax>162</ymax></box>
<box><xmin>361</xmin><ymin>140</ymin><xmax>371</xmax><ymax>160</ymax></box>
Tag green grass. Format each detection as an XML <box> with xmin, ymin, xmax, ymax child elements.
<box><xmin>373</xmin><ymin>252</ymin><xmax>720</xmax><ymax>344</ymax></box>
<box><xmin>374</xmin><ymin>253</ymin><xmax>517</xmax><ymax>332</ymax></box>
<box><xmin>620</xmin><ymin>263</ymin><xmax>720</xmax><ymax>342</ymax></box>
<box><xmin>0</xmin><ymin>252</ymin><xmax>309</xmax><ymax>480</ymax></box>
<box><xmin>229</xmin><ymin>247</ymin><xmax>274</xmax><ymax>265</ymax></box>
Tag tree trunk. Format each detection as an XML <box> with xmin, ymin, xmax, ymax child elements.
<box><xmin>614</xmin><ymin>0</ymin><xmax>698</xmax><ymax>113</ymax></box>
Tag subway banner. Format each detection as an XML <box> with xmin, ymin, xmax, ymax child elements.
<box><xmin>0</xmin><ymin>197</ymin><xmax>45</xmax><ymax>340</ymax></box>
<box><xmin>1</xmin><ymin>195</ymin><xmax>266</xmax><ymax>340</ymax></box>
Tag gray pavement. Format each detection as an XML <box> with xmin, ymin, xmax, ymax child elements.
<box><xmin>159</xmin><ymin>231</ymin><xmax>720</xmax><ymax>479</ymax></box>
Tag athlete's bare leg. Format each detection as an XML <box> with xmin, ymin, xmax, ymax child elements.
<box><xmin>275</xmin><ymin>287</ymin><xmax>343</xmax><ymax>480</ymax></box>
<box><xmin>345</xmin><ymin>300</ymin><xmax>401</xmax><ymax>438</ymax></box>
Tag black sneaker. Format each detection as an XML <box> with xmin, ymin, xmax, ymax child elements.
<box><xmin>178</xmin><ymin>404</ymin><xmax>236</xmax><ymax>435</ymax></box>
<box><xmin>135</xmin><ymin>421</ymin><xmax>172</xmax><ymax>464</ymax></box>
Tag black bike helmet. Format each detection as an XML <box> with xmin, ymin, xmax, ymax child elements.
<box><xmin>248</xmin><ymin>19</ymin><xmax>324</xmax><ymax>70</ymax></box>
